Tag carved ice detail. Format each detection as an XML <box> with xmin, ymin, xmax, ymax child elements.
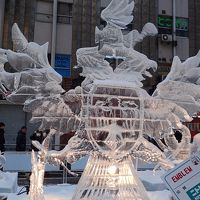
<box><xmin>0</xmin><ymin>0</ymin><xmax>200</xmax><ymax>200</ymax></box>
<box><xmin>0</xmin><ymin>152</ymin><xmax>6</xmax><ymax>180</ymax></box>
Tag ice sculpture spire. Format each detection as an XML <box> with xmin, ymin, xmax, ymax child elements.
<box><xmin>80</xmin><ymin>0</ymin><xmax>158</xmax><ymax>90</ymax></box>
<box><xmin>101</xmin><ymin>0</ymin><xmax>135</xmax><ymax>29</ymax></box>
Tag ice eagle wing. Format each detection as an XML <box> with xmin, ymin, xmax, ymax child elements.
<box><xmin>153</xmin><ymin>51</ymin><xmax>200</xmax><ymax>116</ymax></box>
<box><xmin>101</xmin><ymin>0</ymin><xmax>134</xmax><ymax>29</ymax></box>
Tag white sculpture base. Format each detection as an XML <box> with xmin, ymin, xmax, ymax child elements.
<box><xmin>0</xmin><ymin>172</ymin><xmax>18</xmax><ymax>193</ymax></box>
<box><xmin>72</xmin><ymin>155</ymin><xmax>150</xmax><ymax>200</ymax></box>
<box><xmin>138</xmin><ymin>170</ymin><xmax>166</xmax><ymax>191</ymax></box>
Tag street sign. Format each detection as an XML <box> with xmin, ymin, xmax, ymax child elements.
<box><xmin>162</xmin><ymin>154</ymin><xmax>200</xmax><ymax>200</ymax></box>
<box><xmin>55</xmin><ymin>54</ymin><xmax>71</xmax><ymax>77</ymax></box>
<box><xmin>158</xmin><ymin>15</ymin><xmax>189</xmax><ymax>37</ymax></box>
<box><xmin>158</xmin><ymin>15</ymin><xmax>188</xmax><ymax>31</ymax></box>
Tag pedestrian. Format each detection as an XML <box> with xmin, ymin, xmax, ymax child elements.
<box><xmin>16</xmin><ymin>126</ymin><xmax>27</xmax><ymax>151</ymax></box>
<box><xmin>0</xmin><ymin>122</ymin><xmax>5</xmax><ymax>152</ymax></box>
<box><xmin>30</xmin><ymin>130</ymin><xmax>43</xmax><ymax>151</ymax></box>
<box><xmin>30</xmin><ymin>129</ymin><xmax>49</xmax><ymax>151</ymax></box>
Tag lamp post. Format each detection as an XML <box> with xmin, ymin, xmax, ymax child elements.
<box><xmin>51</xmin><ymin>0</ymin><xmax>58</xmax><ymax>68</ymax></box>
<box><xmin>172</xmin><ymin>0</ymin><xmax>177</xmax><ymax>57</ymax></box>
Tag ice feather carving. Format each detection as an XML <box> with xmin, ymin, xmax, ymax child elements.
<box><xmin>24</xmin><ymin>95</ymin><xmax>80</xmax><ymax>133</ymax></box>
<box><xmin>0</xmin><ymin>24</ymin><xmax>62</xmax><ymax>104</ymax></box>
<box><xmin>153</xmin><ymin>51</ymin><xmax>200</xmax><ymax>115</ymax></box>
<box><xmin>24</xmin><ymin>42</ymin><xmax>51</xmax><ymax>68</ymax></box>
<box><xmin>101</xmin><ymin>0</ymin><xmax>134</xmax><ymax>29</ymax></box>
<box><xmin>115</xmin><ymin>49</ymin><xmax>157</xmax><ymax>79</ymax></box>
<box><xmin>77</xmin><ymin>46</ymin><xmax>157</xmax><ymax>87</ymax></box>
<box><xmin>0</xmin><ymin>52</ymin><xmax>8</xmax><ymax>70</ymax></box>
<box><xmin>12</xmin><ymin>23</ymin><xmax>50</xmax><ymax>68</ymax></box>
<box><xmin>1</xmin><ymin>0</ymin><xmax>199</xmax><ymax>197</ymax></box>
<box><xmin>12</xmin><ymin>23</ymin><xmax>28</xmax><ymax>52</ymax></box>
<box><xmin>77</xmin><ymin>47</ymin><xmax>113</xmax><ymax>80</ymax></box>
<box><xmin>123</xmin><ymin>23</ymin><xmax>158</xmax><ymax>48</ymax></box>
<box><xmin>0</xmin><ymin>153</ymin><xmax>6</xmax><ymax>169</ymax></box>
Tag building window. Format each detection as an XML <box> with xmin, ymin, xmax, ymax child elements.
<box><xmin>35</xmin><ymin>1</ymin><xmax>53</xmax><ymax>23</ymax></box>
<box><xmin>48</xmin><ymin>54</ymin><xmax>71</xmax><ymax>78</ymax></box>
<box><xmin>57</xmin><ymin>2</ymin><xmax>73</xmax><ymax>24</ymax></box>
<box><xmin>55</xmin><ymin>54</ymin><xmax>71</xmax><ymax>78</ymax></box>
<box><xmin>35</xmin><ymin>1</ymin><xmax>72</xmax><ymax>24</ymax></box>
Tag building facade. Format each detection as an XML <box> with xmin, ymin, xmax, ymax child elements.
<box><xmin>157</xmin><ymin>0</ymin><xmax>189</xmax><ymax>81</ymax></box>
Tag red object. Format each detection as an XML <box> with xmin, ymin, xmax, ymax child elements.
<box><xmin>184</xmin><ymin>113</ymin><xmax>200</xmax><ymax>139</ymax></box>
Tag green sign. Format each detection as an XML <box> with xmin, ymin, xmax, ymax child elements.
<box><xmin>187</xmin><ymin>182</ymin><xmax>200</xmax><ymax>200</ymax></box>
<box><xmin>158</xmin><ymin>15</ymin><xmax>188</xmax><ymax>31</ymax></box>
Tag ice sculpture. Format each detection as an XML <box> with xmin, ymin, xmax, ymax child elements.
<box><xmin>0</xmin><ymin>152</ymin><xmax>5</xmax><ymax>168</ymax></box>
<box><xmin>191</xmin><ymin>133</ymin><xmax>200</xmax><ymax>155</ymax></box>
<box><xmin>0</xmin><ymin>152</ymin><xmax>6</xmax><ymax>179</ymax></box>
<box><xmin>29</xmin><ymin>129</ymin><xmax>74</xmax><ymax>200</ymax></box>
<box><xmin>0</xmin><ymin>0</ymin><xmax>200</xmax><ymax>199</ymax></box>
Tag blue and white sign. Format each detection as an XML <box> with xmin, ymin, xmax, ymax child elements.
<box><xmin>55</xmin><ymin>54</ymin><xmax>71</xmax><ymax>77</ymax></box>
<box><xmin>162</xmin><ymin>154</ymin><xmax>200</xmax><ymax>200</ymax></box>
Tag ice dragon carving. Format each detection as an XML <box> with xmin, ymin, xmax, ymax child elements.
<box><xmin>0</xmin><ymin>0</ymin><xmax>199</xmax><ymax>199</ymax></box>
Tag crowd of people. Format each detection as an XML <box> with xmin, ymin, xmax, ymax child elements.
<box><xmin>0</xmin><ymin>122</ymin><xmax>49</xmax><ymax>152</ymax></box>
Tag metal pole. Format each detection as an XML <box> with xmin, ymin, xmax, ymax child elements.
<box><xmin>172</xmin><ymin>0</ymin><xmax>176</xmax><ymax>57</ymax></box>
<box><xmin>51</xmin><ymin>0</ymin><xmax>58</xmax><ymax>68</ymax></box>
<box><xmin>0</xmin><ymin>0</ymin><xmax>5</xmax><ymax>48</ymax></box>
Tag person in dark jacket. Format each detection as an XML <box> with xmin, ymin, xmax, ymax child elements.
<box><xmin>16</xmin><ymin>126</ymin><xmax>27</xmax><ymax>151</ymax></box>
<box><xmin>30</xmin><ymin>129</ymin><xmax>49</xmax><ymax>151</ymax></box>
<box><xmin>0</xmin><ymin>122</ymin><xmax>5</xmax><ymax>152</ymax></box>
<box><xmin>30</xmin><ymin>130</ymin><xmax>43</xmax><ymax>151</ymax></box>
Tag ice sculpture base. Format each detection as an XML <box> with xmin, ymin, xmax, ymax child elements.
<box><xmin>0</xmin><ymin>172</ymin><xmax>18</xmax><ymax>193</ymax></box>
<box><xmin>138</xmin><ymin>170</ymin><xmax>166</xmax><ymax>191</ymax></box>
<box><xmin>72</xmin><ymin>155</ymin><xmax>150</xmax><ymax>200</ymax></box>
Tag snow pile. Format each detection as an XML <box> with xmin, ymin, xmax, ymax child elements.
<box><xmin>5</xmin><ymin>184</ymin><xmax>172</xmax><ymax>200</ymax></box>
<box><xmin>0</xmin><ymin>172</ymin><xmax>18</xmax><ymax>193</ymax></box>
<box><xmin>138</xmin><ymin>170</ymin><xmax>167</xmax><ymax>191</ymax></box>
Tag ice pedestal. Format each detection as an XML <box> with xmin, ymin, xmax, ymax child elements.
<box><xmin>137</xmin><ymin>170</ymin><xmax>166</xmax><ymax>191</ymax></box>
<box><xmin>72</xmin><ymin>155</ymin><xmax>150</xmax><ymax>200</ymax></box>
<box><xmin>0</xmin><ymin>172</ymin><xmax>18</xmax><ymax>193</ymax></box>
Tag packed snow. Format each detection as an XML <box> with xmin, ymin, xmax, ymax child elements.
<box><xmin>4</xmin><ymin>184</ymin><xmax>172</xmax><ymax>200</ymax></box>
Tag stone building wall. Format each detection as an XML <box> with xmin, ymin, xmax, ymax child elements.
<box><xmin>189</xmin><ymin>0</ymin><xmax>200</xmax><ymax>56</ymax></box>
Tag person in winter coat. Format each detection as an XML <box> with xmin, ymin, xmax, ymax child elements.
<box><xmin>16</xmin><ymin>126</ymin><xmax>27</xmax><ymax>151</ymax></box>
<box><xmin>30</xmin><ymin>130</ymin><xmax>43</xmax><ymax>151</ymax></box>
<box><xmin>30</xmin><ymin>129</ymin><xmax>49</xmax><ymax>151</ymax></box>
<box><xmin>0</xmin><ymin>122</ymin><xmax>5</xmax><ymax>152</ymax></box>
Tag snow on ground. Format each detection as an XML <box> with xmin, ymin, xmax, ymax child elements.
<box><xmin>137</xmin><ymin>170</ymin><xmax>167</xmax><ymax>191</ymax></box>
<box><xmin>0</xmin><ymin>172</ymin><xmax>18</xmax><ymax>193</ymax></box>
<box><xmin>3</xmin><ymin>170</ymin><xmax>173</xmax><ymax>200</ymax></box>
<box><xmin>5</xmin><ymin>184</ymin><xmax>173</xmax><ymax>200</ymax></box>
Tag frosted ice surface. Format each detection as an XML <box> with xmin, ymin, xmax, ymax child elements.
<box><xmin>0</xmin><ymin>152</ymin><xmax>5</xmax><ymax>169</ymax></box>
<box><xmin>154</xmin><ymin>52</ymin><xmax>200</xmax><ymax>116</ymax></box>
<box><xmin>0</xmin><ymin>0</ymin><xmax>200</xmax><ymax>199</ymax></box>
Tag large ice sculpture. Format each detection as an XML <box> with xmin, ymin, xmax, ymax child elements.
<box><xmin>0</xmin><ymin>0</ymin><xmax>200</xmax><ymax>199</ymax></box>
<box><xmin>191</xmin><ymin>133</ymin><xmax>200</xmax><ymax>154</ymax></box>
<box><xmin>0</xmin><ymin>152</ymin><xmax>5</xmax><ymax>170</ymax></box>
<box><xmin>0</xmin><ymin>152</ymin><xmax>6</xmax><ymax>181</ymax></box>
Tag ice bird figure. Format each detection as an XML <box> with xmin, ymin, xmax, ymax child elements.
<box><xmin>101</xmin><ymin>0</ymin><xmax>135</xmax><ymax>29</ymax></box>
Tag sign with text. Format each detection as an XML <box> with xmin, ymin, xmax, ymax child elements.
<box><xmin>158</xmin><ymin>15</ymin><xmax>188</xmax><ymax>31</ymax></box>
<box><xmin>158</xmin><ymin>15</ymin><xmax>189</xmax><ymax>37</ymax></box>
<box><xmin>162</xmin><ymin>154</ymin><xmax>200</xmax><ymax>200</ymax></box>
<box><xmin>55</xmin><ymin>54</ymin><xmax>71</xmax><ymax>77</ymax></box>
